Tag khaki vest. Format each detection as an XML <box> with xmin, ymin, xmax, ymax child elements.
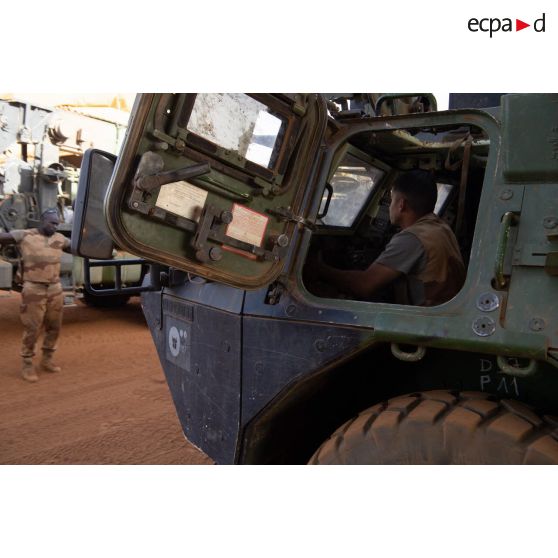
<box><xmin>400</xmin><ymin>213</ymin><xmax>465</xmax><ymax>306</ymax></box>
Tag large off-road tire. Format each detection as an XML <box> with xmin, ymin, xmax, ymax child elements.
<box><xmin>82</xmin><ymin>291</ymin><xmax>131</xmax><ymax>308</ymax></box>
<box><xmin>309</xmin><ymin>390</ymin><xmax>558</xmax><ymax>464</ymax></box>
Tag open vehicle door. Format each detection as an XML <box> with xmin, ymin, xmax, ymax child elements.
<box><xmin>101</xmin><ymin>94</ymin><xmax>328</xmax><ymax>289</ymax></box>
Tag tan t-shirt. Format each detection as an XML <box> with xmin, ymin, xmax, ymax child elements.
<box><xmin>10</xmin><ymin>228</ymin><xmax>70</xmax><ymax>284</ymax></box>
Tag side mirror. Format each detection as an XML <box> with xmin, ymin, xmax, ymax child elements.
<box><xmin>71</xmin><ymin>149</ymin><xmax>116</xmax><ymax>259</ymax></box>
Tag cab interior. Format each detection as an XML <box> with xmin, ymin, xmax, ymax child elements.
<box><xmin>303</xmin><ymin>121</ymin><xmax>490</xmax><ymax>304</ymax></box>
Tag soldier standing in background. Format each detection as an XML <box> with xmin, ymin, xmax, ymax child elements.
<box><xmin>0</xmin><ymin>209</ymin><xmax>71</xmax><ymax>382</ymax></box>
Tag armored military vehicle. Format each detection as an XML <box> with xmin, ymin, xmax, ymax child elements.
<box><xmin>0</xmin><ymin>97</ymin><xmax>145</xmax><ymax>304</ymax></box>
<box><xmin>73</xmin><ymin>93</ymin><xmax>558</xmax><ymax>464</ymax></box>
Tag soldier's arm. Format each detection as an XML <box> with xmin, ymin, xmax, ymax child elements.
<box><xmin>318</xmin><ymin>259</ymin><xmax>401</xmax><ymax>299</ymax></box>
<box><xmin>62</xmin><ymin>237</ymin><xmax>72</xmax><ymax>253</ymax></box>
<box><xmin>0</xmin><ymin>232</ymin><xmax>17</xmax><ymax>245</ymax></box>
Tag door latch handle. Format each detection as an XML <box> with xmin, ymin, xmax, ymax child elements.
<box><xmin>137</xmin><ymin>161</ymin><xmax>211</xmax><ymax>192</ymax></box>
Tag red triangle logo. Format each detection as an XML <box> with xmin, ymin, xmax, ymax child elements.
<box><xmin>516</xmin><ymin>19</ymin><xmax>530</xmax><ymax>31</ymax></box>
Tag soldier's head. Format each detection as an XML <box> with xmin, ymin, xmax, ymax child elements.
<box><xmin>40</xmin><ymin>209</ymin><xmax>60</xmax><ymax>237</ymax></box>
<box><xmin>389</xmin><ymin>170</ymin><xmax>438</xmax><ymax>227</ymax></box>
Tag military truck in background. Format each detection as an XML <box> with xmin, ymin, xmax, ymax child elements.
<box><xmin>0</xmin><ymin>96</ymin><xmax>146</xmax><ymax>305</ymax></box>
<box><xmin>73</xmin><ymin>93</ymin><xmax>558</xmax><ymax>464</ymax></box>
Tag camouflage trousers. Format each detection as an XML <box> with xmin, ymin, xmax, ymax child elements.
<box><xmin>20</xmin><ymin>281</ymin><xmax>64</xmax><ymax>358</ymax></box>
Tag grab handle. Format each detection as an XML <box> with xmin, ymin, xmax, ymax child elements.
<box><xmin>494</xmin><ymin>211</ymin><xmax>518</xmax><ymax>289</ymax></box>
<box><xmin>497</xmin><ymin>356</ymin><xmax>537</xmax><ymax>377</ymax></box>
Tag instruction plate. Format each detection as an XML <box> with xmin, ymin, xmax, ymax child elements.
<box><xmin>155</xmin><ymin>180</ymin><xmax>208</xmax><ymax>222</ymax></box>
<box><xmin>226</xmin><ymin>203</ymin><xmax>269</xmax><ymax>247</ymax></box>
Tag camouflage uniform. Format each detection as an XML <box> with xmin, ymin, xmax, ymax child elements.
<box><xmin>10</xmin><ymin>228</ymin><xmax>70</xmax><ymax>360</ymax></box>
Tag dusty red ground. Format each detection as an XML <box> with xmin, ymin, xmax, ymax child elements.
<box><xmin>0</xmin><ymin>292</ymin><xmax>212</xmax><ymax>464</ymax></box>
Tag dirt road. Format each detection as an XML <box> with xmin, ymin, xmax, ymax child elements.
<box><xmin>0</xmin><ymin>292</ymin><xmax>212</xmax><ymax>464</ymax></box>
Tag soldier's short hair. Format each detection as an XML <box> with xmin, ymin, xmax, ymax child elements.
<box><xmin>41</xmin><ymin>208</ymin><xmax>59</xmax><ymax>220</ymax></box>
<box><xmin>393</xmin><ymin>170</ymin><xmax>438</xmax><ymax>216</ymax></box>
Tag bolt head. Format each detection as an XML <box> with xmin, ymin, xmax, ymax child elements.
<box><xmin>529</xmin><ymin>318</ymin><xmax>545</xmax><ymax>332</ymax></box>
<box><xmin>472</xmin><ymin>316</ymin><xmax>496</xmax><ymax>337</ymax></box>
<box><xmin>220</xmin><ymin>210</ymin><xmax>233</xmax><ymax>224</ymax></box>
<box><xmin>209</xmin><ymin>247</ymin><xmax>223</xmax><ymax>262</ymax></box>
<box><xmin>276</xmin><ymin>234</ymin><xmax>289</xmax><ymax>248</ymax></box>
<box><xmin>476</xmin><ymin>292</ymin><xmax>499</xmax><ymax>312</ymax></box>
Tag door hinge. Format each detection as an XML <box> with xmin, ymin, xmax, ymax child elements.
<box><xmin>265</xmin><ymin>280</ymin><xmax>286</xmax><ymax>305</ymax></box>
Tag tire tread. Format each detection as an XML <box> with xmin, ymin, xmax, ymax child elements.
<box><xmin>310</xmin><ymin>390</ymin><xmax>558</xmax><ymax>465</ymax></box>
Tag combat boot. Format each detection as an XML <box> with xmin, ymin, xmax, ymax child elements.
<box><xmin>22</xmin><ymin>358</ymin><xmax>38</xmax><ymax>383</ymax></box>
<box><xmin>40</xmin><ymin>351</ymin><xmax>61</xmax><ymax>373</ymax></box>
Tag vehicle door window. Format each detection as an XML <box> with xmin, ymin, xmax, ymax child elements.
<box><xmin>318</xmin><ymin>153</ymin><xmax>384</xmax><ymax>228</ymax></box>
<box><xmin>434</xmin><ymin>183</ymin><xmax>453</xmax><ymax>215</ymax></box>
<box><xmin>187</xmin><ymin>94</ymin><xmax>286</xmax><ymax>170</ymax></box>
